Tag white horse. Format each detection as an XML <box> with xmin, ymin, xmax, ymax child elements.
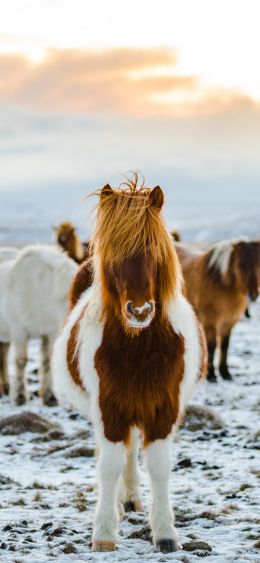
<box><xmin>0</xmin><ymin>245</ymin><xmax>77</xmax><ymax>405</ymax></box>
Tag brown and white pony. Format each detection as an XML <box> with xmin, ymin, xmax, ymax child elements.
<box><xmin>53</xmin><ymin>221</ymin><xmax>90</xmax><ymax>264</ymax></box>
<box><xmin>176</xmin><ymin>239</ymin><xmax>260</xmax><ymax>382</ymax></box>
<box><xmin>53</xmin><ymin>179</ymin><xmax>206</xmax><ymax>553</ymax></box>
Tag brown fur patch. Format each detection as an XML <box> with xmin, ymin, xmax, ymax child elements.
<box><xmin>67</xmin><ymin>312</ymin><xmax>85</xmax><ymax>390</ymax></box>
<box><xmin>69</xmin><ymin>260</ymin><xmax>93</xmax><ymax>309</ymax></box>
<box><xmin>94</xmin><ymin>306</ymin><xmax>185</xmax><ymax>446</ymax></box>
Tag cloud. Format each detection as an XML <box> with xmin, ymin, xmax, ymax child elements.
<box><xmin>1</xmin><ymin>93</ymin><xmax>260</xmax><ymax>190</ymax></box>
<box><xmin>0</xmin><ymin>53</ymin><xmax>30</xmax><ymax>95</ymax></box>
<box><xmin>0</xmin><ymin>47</ymin><xmax>200</xmax><ymax>114</ymax></box>
<box><xmin>1</xmin><ymin>47</ymin><xmax>259</xmax><ymax>119</ymax></box>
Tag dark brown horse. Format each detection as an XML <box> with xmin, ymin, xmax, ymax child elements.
<box><xmin>176</xmin><ymin>239</ymin><xmax>260</xmax><ymax>382</ymax></box>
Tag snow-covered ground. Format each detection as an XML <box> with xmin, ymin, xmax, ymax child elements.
<box><xmin>0</xmin><ymin>301</ymin><xmax>259</xmax><ymax>562</ymax></box>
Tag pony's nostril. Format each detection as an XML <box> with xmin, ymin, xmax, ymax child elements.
<box><xmin>126</xmin><ymin>302</ymin><xmax>134</xmax><ymax>316</ymax></box>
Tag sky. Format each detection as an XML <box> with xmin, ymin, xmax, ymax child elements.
<box><xmin>0</xmin><ymin>0</ymin><xmax>260</xmax><ymax>239</ymax></box>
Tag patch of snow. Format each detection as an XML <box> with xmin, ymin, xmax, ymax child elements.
<box><xmin>0</xmin><ymin>302</ymin><xmax>259</xmax><ymax>561</ymax></box>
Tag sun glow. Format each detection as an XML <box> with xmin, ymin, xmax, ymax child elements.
<box><xmin>1</xmin><ymin>0</ymin><xmax>260</xmax><ymax>104</ymax></box>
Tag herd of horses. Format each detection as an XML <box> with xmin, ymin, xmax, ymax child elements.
<box><xmin>0</xmin><ymin>177</ymin><xmax>259</xmax><ymax>553</ymax></box>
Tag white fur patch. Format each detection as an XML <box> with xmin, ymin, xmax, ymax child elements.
<box><xmin>134</xmin><ymin>302</ymin><xmax>151</xmax><ymax>314</ymax></box>
<box><xmin>52</xmin><ymin>284</ymin><xmax>105</xmax><ymax>423</ymax></box>
<box><xmin>52</xmin><ymin>287</ymin><xmax>95</xmax><ymax>416</ymax></box>
<box><xmin>167</xmin><ymin>292</ymin><xmax>202</xmax><ymax>414</ymax></box>
<box><xmin>127</xmin><ymin>317</ymin><xmax>152</xmax><ymax>329</ymax></box>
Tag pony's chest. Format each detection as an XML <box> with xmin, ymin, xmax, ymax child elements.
<box><xmin>94</xmin><ymin>325</ymin><xmax>185</xmax><ymax>408</ymax></box>
<box><xmin>94</xmin><ymin>325</ymin><xmax>185</xmax><ymax>443</ymax></box>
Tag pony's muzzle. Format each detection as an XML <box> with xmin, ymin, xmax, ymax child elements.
<box><xmin>125</xmin><ymin>301</ymin><xmax>155</xmax><ymax>328</ymax></box>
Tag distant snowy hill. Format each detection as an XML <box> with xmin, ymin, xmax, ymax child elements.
<box><xmin>0</xmin><ymin>182</ymin><xmax>259</xmax><ymax>244</ymax></box>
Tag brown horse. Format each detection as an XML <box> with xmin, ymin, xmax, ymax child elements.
<box><xmin>176</xmin><ymin>239</ymin><xmax>260</xmax><ymax>382</ymax></box>
<box><xmin>53</xmin><ymin>177</ymin><xmax>206</xmax><ymax>553</ymax></box>
<box><xmin>53</xmin><ymin>221</ymin><xmax>90</xmax><ymax>264</ymax></box>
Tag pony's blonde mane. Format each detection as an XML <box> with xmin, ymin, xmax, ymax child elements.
<box><xmin>207</xmin><ymin>237</ymin><xmax>249</xmax><ymax>278</ymax></box>
<box><xmin>91</xmin><ymin>175</ymin><xmax>182</xmax><ymax>307</ymax></box>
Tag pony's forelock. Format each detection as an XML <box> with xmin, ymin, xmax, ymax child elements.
<box><xmin>91</xmin><ymin>176</ymin><xmax>182</xmax><ymax>309</ymax></box>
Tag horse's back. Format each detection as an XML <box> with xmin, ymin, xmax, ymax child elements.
<box><xmin>5</xmin><ymin>245</ymin><xmax>77</xmax><ymax>338</ymax></box>
<box><xmin>175</xmin><ymin>242</ymin><xmax>204</xmax><ymax>267</ymax></box>
<box><xmin>0</xmin><ymin>247</ymin><xmax>18</xmax><ymax>264</ymax></box>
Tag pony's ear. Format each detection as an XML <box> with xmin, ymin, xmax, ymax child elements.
<box><xmin>149</xmin><ymin>186</ymin><xmax>164</xmax><ymax>210</ymax></box>
<box><xmin>100</xmin><ymin>184</ymin><xmax>113</xmax><ymax>199</ymax></box>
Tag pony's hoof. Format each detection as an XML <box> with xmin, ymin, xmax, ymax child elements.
<box><xmin>15</xmin><ymin>393</ymin><xmax>27</xmax><ymax>406</ymax></box>
<box><xmin>219</xmin><ymin>368</ymin><xmax>232</xmax><ymax>381</ymax></box>
<box><xmin>124</xmin><ymin>499</ymin><xmax>144</xmax><ymax>512</ymax></box>
<box><xmin>221</xmin><ymin>373</ymin><xmax>232</xmax><ymax>381</ymax></box>
<box><xmin>3</xmin><ymin>383</ymin><xmax>9</xmax><ymax>395</ymax></box>
<box><xmin>207</xmin><ymin>373</ymin><xmax>217</xmax><ymax>383</ymax></box>
<box><xmin>156</xmin><ymin>539</ymin><xmax>179</xmax><ymax>553</ymax></box>
<box><xmin>92</xmin><ymin>540</ymin><xmax>116</xmax><ymax>552</ymax></box>
<box><xmin>0</xmin><ymin>383</ymin><xmax>9</xmax><ymax>396</ymax></box>
<box><xmin>43</xmin><ymin>390</ymin><xmax>58</xmax><ymax>407</ymax></box>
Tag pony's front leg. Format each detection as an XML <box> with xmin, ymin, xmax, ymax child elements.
<box><xmin>13</xmin><ymin>340</ymin><xmax>28</xmax><ymax>405</ymax></box>
<box><xmin>92</xmin><ymin>437</ymin><xmax>126</xmax><ymax>552</ymax></box>
<box><xmin>145</xmin><ymin>436</ymin><xmax>180</xmax><ymax>553</ymax></box>
<box><xmin>0</xmin><ymin>342</ymin><xmax>9</xmax><ymax>396</ymax></box>
<box><xmin>205</xmin><ymin>325</ymin><xmax>217</xmax><ymax>383</ymax></box>
<box><xmin>123</xmin><ymin>428</ymin><xmax>143</xmax><ymax>513</ymax></box>
<box><xmin>219</xmin><ymin>329</ymin><xmax>232</xmax><ymax>380</ymax></box>
<box><xmin>40</xmin><ymin>335</ymin><xmax>57</xmax><ymax>406</ymax></box>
